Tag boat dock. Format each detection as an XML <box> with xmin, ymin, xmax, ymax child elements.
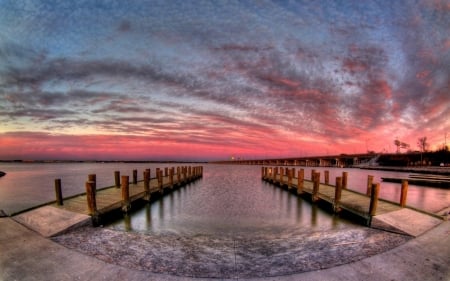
<box><xmin>52</xmin><ymin>166</ymin><xmax>203</xmax><ymax>225</ymax></box>
<box><xmin>381</xmin><ymin>174</ymin><xmax>450</xmax><ymax>188</ymax></box>
<box><xmin>262</xmin><ymin>166</ymin><xmax>444</xmax><ymax>235</ymax></box>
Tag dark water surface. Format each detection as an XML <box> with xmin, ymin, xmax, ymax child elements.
<box><xmin>108</xmin><ymin>165</ymin><xmax>352</xmax><ymax>236</ymax></box>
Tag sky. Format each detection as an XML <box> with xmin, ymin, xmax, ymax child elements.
<box><xmin>0</xmin><ymin>0</ymin><xmax>449</xmax><ymax>161</ymax></box>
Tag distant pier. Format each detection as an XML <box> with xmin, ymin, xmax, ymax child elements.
<box><xmin>214</xmin><ymin>153</ymin><xmax>377</xmax><ymax>167</ymax></box>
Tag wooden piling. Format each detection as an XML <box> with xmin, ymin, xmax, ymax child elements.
<box><xmin>85</xmin><ymin>180</ymin><xmax>97</xmax><ymax>215</ymax></box>
<box><xmin>121</xmin><ymin>175</ymin><xmax>130</xmax><ymax>212</ymax></box>
<box><xmin>334</xmin><ymin>177</ymin><xmax>342</xmax><ymax>213</ymax></box>
<box><xmin>261</xmin><ymin>167</ymin><xmax>265</xmax><ymax>178</ymax></box>
<box><xmin>366</xmin><ymin>175</ymin><xmax>374</xmax><ymax>196</ymax></box>
<box><xmin>54</xmin><ymin>179</ymin><xmax>63</xmax><ymax>206</ymax></box>
<box><xmin>143</xmin><ymin>169</ymin><xmax>150</xmax><ymax>200</ymax></box>
<box><xmin>324</xmin><ymin>170</ymin><xmax>329</xmax><ymax>185</ymax></box>
<box><xmin>88</xmin><ymin>174</ymin><xmax>96</xmax><ymax>189</ymax></box>
<box><xmin>369</xmin><ymin>183</ymin><xmax>380</xmax><ymax>217</ymax></box>
<box><xmin>400</xmin><ymin>180</ymin><xmax>408</xmax><ymax>207</ymax></box>
<box><xmin>169</xmin><ymin>167</ymin><xmax>174</xmax><ymax>188</ymax></box>
<box><xmin>177</xmin><ymin>167</ymin><xmax>181</xmax><ymax>183</ymax></box>
<box><xmin>165</xmin><ymin>167</ymin><xmax>168</xmax><ymax>177</ymax></box>
<box><xmin>312</xmin><ymin>172</ymin><xmax>320</xmax><ymax>202</ymax></box>
<box><xmin>311</xmin><ymin>169</ymin><xmax>316</xmax><ymax>181</ymax></box>
<box><xmin>158</xmin><ymin>170</ymin><xmax>163</xmax><ymax>193</ymax></box>
<box><xmin>114</xmin><ymin>171</ymin><xmax>120</xmax><ymax>188</ymax></box>
<box><xmin>280</xmin><ymin>167</ymin><xmax>284</xmax><ymax>185</ymax></box>
<box><xmin>297</xmin><ymin>169</ymin><xmax>304</xmax><ymax>194</ymax></box>
<box><xmin>133</xmin><ymin>169</ymin><xmax>137</xmax><ymax>184</ymax></box>
<box><xmin>342</xmin><ymin>172</ymin><xmax>348</xmax><ymax>189</ymax></box>
<box><xmin>287</xmin><ymin>168</ymin><xmax>292</xmax><ymax>189</ymax></box>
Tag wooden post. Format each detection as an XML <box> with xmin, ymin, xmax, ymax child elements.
<box><xmin>334</xmin><ymin>177</ymin><xmax>342</xmax><ymax>213</ymax></box>
<box><xmin>121</xmin><ymin>175</ymin><xmax>130</xmax><ymax>212</ymax></box>
<box><xmin>177</xmin><ymin>167</ymin><xmax>181</xmax><ymax>184</ymax></box>
<box><xmin>312</xmin><ymin>172</ymin><xmax>320</xmax><ymax>202</ymax></box>
<box><xmin>342</xmin><ymin>172</ymin><xmax>348</xmax><ymax>189</ymax></box>
<box><xmin>169</xmin><ymin>168</ymin><xmax>174</xmax><ymax>188</ymax></box>
<box><xmin>297</xmin><ymin>169</ymin><xmax>304</xmax><ymax>194</ymax></box>
<box><xmin>165</xmin><ymin>167</ymin><xmax>168</xmax><ymax>177</ymax></box>
<box><xmin>114</xmin><ymin>171</ymin><xmax>120</xmax><ymax>188</ymax></box>
<box><xmin>88</xmin><ymin>174</ymin><xmax>96</xmax><ymax>189</ymax></box>
<box><xmin>85</xmin><ymin>180</ymin><xmax>97</xmax><ymax>215</ymax></box>
<box><xmin>54</xmin><ymin>179</ymin><xmax>63</xmax><ymax>206</ymax></box>
<box><xmin>366</xmin><ymin>175</ymin><xmax>374</xmax><ymax>195</ymax></box>
<box><xmin>274</xmin><ymin>167</ymin><xmax>278</xmax><ymax>182</ymax></box>
<box><xmin>158</xmin><ymin>170</ymin><xmax>163</xmax><ymax>193</ymax></box>
<box><xmin>324</xmin><ymin>170</ymin><xmax>329</xmax><ymax>185</ymax></box>
<box><xmin>133</xmin><ymin>169</ymin><xmax>137</xmax><ymax>184</ymax></box>
<box><xmin>183</xmin><ymin>167</ymin><xmax>187</xmax><ymax>182</ymax></box>
<box><xmin>143</xmin><ymin>169</ymin><xmax>150</xmax><ymax>201</ymax></box>
<box><xmin>280</xmin><ymin>167</ymin><xmax>284</xmax><ymax>185</ymax></box>
<box><xmin>311</xmin><ymin>169</ymin><xmax>316</xmax><ymax>181</ymax></box>
<box><xmin>261</xmin><ymin>167</ymin><xmax>265</xmax><ymax>179</ymax></box>
<box><xmin>400</xmin><ymin>180</ymin><xmax>408</xmax><ymax>207</ymax></box>
<box><xmin>188</xmin><ymin>166</ymin><xmax>192</xmax><ymax>179</ymax></box>
<box><xmin>287</xmin><ymin>168</ymin><xmax>292</xmax><ymax>189</ymax></box>
<box><xmin>369</xmin><ymin>183</ymin><xmax>380</xmax><ymax>217</ymax></box>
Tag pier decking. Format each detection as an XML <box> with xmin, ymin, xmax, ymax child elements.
<box><xmin>262</xmin><ymin>166</ymin><xmax>443</xmax><ymax>231</ymax></box>
<box><xmin>52</xmin><ymin>166</ymin><xmax>203</xmax><ymax>224</ymax></box>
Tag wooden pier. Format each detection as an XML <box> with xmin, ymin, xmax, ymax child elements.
<box><xmin>262</xmin><ymin>166</ymin><xmax>406</xmax><ymax>226</ymax></box>
<box><xmin>52</xmin><ymin>166</ymin><xmax>203</xmax><ymax>225</ymax></box>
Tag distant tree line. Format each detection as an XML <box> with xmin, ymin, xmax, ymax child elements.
<box><xmin>378</xmin><ymin>144</ymin><xmax>449</xmax><ymax>167</ymax></box>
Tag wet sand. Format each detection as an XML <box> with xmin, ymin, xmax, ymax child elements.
<box><xmin>52</xmin><ymin>225</ymin><xmax>410</xmax><ymax>278</ymax></box>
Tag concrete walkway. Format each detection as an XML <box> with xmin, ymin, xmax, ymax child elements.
<box><xmin>1</xmin><ymin>215</ymin><xmax>449</xmax><ymax>281</ymax></box>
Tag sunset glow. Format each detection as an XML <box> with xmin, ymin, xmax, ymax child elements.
<box><xmin>0</xmin><ymin>1</ymin><xmax>449</xmax><ymax>161</ymax></box>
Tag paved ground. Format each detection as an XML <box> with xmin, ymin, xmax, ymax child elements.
<box><xmin>1</xmin><ymin>212</ymin><xmax>449</xmax><ymax>280</ymax></box>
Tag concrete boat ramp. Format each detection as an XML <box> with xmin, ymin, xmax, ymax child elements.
<box><xmin>13</xmin><ymin>206</ymin><xmax>91</xmax><ymax>237</ymax></box>
<box><xmin>371</xmin><ymin>208</ymin><xmax>443</xmax><ymax>237</ymax></box>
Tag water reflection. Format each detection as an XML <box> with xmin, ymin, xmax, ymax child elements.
<box><xmin>108</xmin><ymin>165</ymin><xmax>355</xmax><ymax>236</ymax></box>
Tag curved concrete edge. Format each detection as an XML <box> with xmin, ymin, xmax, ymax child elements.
<box><xmin>251</xmin><ymin>220</ymin><xmax>449</xmax><ymax>281</ymax></box>
<box><xmin>0</xmin><ymin>217</ymin><xmax>448</xmax><ymax>281</ymax></box>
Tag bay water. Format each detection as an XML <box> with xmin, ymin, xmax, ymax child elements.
<box><xmin>1</xmin><ymin>163</ymin><xmax>449</xmax><ymax>235</ymax></box>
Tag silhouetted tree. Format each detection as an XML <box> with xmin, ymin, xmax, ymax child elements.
<box><xmin>417</xmin><ymin>137</ymin><xmax>429</xmax><ymax>165</ymax></box>
<box><xmin>417</xmin><ymin>137</ymin><xmax>429</xmax><ymax>152</ymax></box>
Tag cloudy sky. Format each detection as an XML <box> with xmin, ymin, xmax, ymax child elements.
<box><xmin>0</xmin><ymin>0</ymin><xmax>449</xmax><ymax>161</ymax></box>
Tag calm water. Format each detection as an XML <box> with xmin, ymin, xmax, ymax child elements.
<box><xmin>108</xmin><ymin>165</ymin><xmax>352</xmax><ymax>236</ymax></box>
<box><xmin>1</xmin><ymin>163</ymin><xmax>449</xmax><ymax>235</ymax></box>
